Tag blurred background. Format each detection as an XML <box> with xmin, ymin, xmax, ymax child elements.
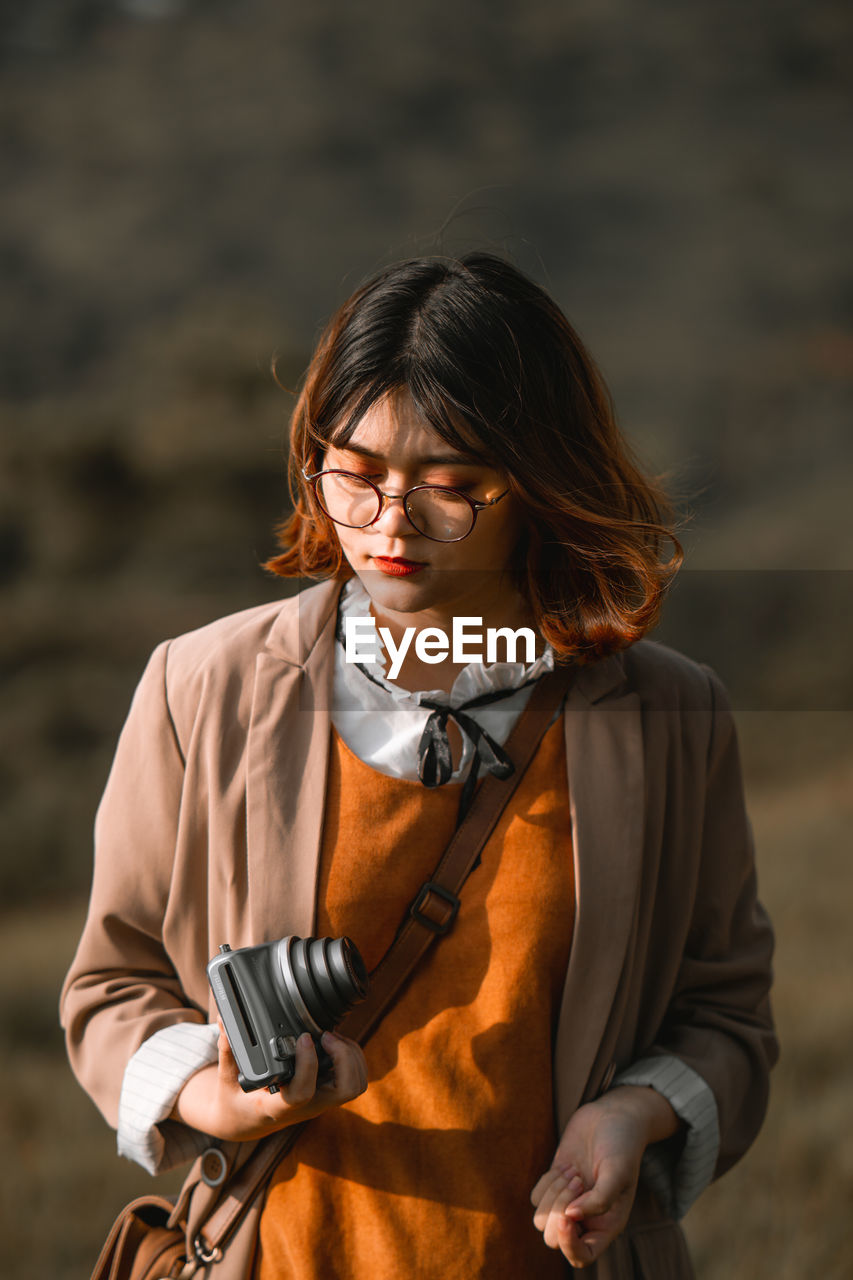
<box><xmin>1</xmin><ymin>1</ymin><xmax>851</xmax><ymax>1276</ymax></box>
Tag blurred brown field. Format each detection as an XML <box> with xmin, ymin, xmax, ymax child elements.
<box><xmin>2</xmin><ymin>713</ymin><xmax>851</xmax><ymax>1280</ymax></box>
<box><xmin>2</xmin><ymin>2</ymin><xmax>851</xmax><ymax>1276</ymax></box>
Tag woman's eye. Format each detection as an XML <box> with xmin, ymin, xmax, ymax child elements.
<box><xmin>426</xmin><ymin>478</ymin><xmax>476</xmax><ymax>493</ymax></box>
<box><xmin>329</xmin><ymin>463</ymin><xmax>377</xmax><ymax>481</ymax></box>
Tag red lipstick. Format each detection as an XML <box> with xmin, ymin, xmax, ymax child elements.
<box><xmin>373</xmin><ymin>557</ymin><xmax>426</xmax><ymax>577</ymax></box>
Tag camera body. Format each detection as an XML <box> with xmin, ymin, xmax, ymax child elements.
<box><xmin>207</xmin><ymin>934</ymin><xmax>369</xmax><ymax>1093</ymax></box>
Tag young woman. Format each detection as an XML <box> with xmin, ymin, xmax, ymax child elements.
<box><xmin>62</xmin><ymin>253</ymin><xmax>777</xmax><ymax>1279</ymax></box>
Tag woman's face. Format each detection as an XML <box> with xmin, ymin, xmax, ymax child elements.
<box><xmin>319</xmin><ymin>390</ymin><xmax>527</xmax><ymax>624</ymax></box>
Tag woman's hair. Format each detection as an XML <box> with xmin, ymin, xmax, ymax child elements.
<box><xmin>265</xmin><ymin>252</ymin><xmax>683</xmax><ymax>661</ymax></box>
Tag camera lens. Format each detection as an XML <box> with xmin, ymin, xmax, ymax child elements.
<box><xmin>328</xmin><ymin>937</ymin><xmax>369</xmax><ymax>1004</ymax></box>
<box><xmin>276</xmin><ymin>935</ymin><xmax>369</xmax><ymax>1035</ymax></box>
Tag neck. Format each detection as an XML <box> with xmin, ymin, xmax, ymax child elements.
<box><xmin>368</xmin><ymin>586</ymin><xmax>541</xmax><ymax>694</ymax></box>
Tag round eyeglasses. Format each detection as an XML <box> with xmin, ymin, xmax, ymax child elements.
<box><xmin>303</xmin><ymin>468</ymin><xmax>509</xmax><ymax>543</ymax></box>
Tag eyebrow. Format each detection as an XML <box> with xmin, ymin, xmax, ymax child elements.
<box><xmin>329</xmin><ymin>441</ymin><xmax>486</xmax><ymax>467</ymax></box>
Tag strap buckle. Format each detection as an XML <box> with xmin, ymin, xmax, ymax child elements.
<box><xmin>193</xmin><ymin>1233</ymin><xmax>223</xmax><ymax>1265</ymax></box>
<box><xmin>410</xmin><ymin>881</ymin><xmax>460</xmax><ymax>935</ymax></box>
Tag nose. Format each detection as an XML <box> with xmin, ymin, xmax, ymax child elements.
<box><xmin>371</xmin><ymin>492</ymin><xmax>415</xmax><ymax>536</ymax></box>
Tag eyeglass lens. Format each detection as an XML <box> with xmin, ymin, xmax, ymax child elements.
<box><xmin>317</xmin><ymin>472</ymin><xmax>476</xmax><ymax>541</ymax></box>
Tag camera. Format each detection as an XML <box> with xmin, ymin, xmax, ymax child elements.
<box><xmin>207</xmin><ymin>934</ymin><xmax>369</xmax><ymax>1093</ymax></box>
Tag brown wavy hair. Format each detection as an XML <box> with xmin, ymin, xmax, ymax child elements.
<box><xmin>265</xmin><ymin>252</ymin><xmax>683</xmax><ymax>661</ymax></box>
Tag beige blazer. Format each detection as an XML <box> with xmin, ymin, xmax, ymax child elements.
<box><xmin>61</xmin><ymin>579</ymin><xmax>776</xmax><ymax>1279</ymax></box>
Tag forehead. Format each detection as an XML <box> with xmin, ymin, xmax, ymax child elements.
<box><xmin>329</xmin><ymin>392</ymin><xmax>479</xmax><ymax>464</ymax></box>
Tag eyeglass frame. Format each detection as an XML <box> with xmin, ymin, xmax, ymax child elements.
<box><xmin>302</xmin><ymin>466</ymin><xmax>510</xmax><ymax>543</ymax></box>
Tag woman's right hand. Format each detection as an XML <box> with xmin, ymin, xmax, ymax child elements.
<box><xmin>171</xmin><ymin>1023</ymin><xmax>368</xmax><ymax>1143</ymax></box>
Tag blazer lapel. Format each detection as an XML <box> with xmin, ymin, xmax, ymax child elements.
<box><xmin>553</xmin><ymin>654</ymin><xmax>646</xmax><ymax>1130</ymax></box>
<box><xmin>245</xmin><ymin>581</ymin><xmax>342</xmax><ymax>943</ymax></box>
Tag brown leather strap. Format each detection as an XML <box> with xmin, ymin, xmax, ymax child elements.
<box><xmin>188</xmin><ymin>1126</ymin><xmax>306</xmax><ymax>1261</ymax></box>
<box><xmin>191</xmin><ymin>664</ymin><xmax>573</xmax><ymax>1258</ymax></box>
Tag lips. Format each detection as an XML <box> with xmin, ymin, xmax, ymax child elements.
<box><xmin>372</xmin><ymin>557</ymin><xmax>427</xmax><ymax>577</ymax></box>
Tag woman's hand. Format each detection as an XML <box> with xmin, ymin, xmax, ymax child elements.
<box><xmin>171</xmin><ymin>1023</ymin><xmax>368</xmax><ymax>1143</ymax></box>
<box><xmin>531</xmin><ymin>1085</ymin><xmax>680</xmax><ymax>1269</ymax></box>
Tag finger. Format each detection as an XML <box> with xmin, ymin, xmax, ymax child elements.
<box><xmin>532</xmin><ymin>1168</ymin><xmax>570</xmax><ymax>1221</ymax></box>
<box><xmin>563</xmin><ymin>1223</ymin><xmax>612</xmax><ymax>1264</ymax></box>
<box><xmin>564</xmin><ymin>1159</ymin><xmax>632</xmax><ymax>1222</ymax></box>
<box><xmin>542</xmin><ymin>1176</ymin><xmax>585</xmax><ymax>1249</ymax></box>
<box><xmin>532</xmin><ymin>1170</ymin><xmax>584</xmax><ymax>1246</ymax></box>
<box><xmin>554</xmin><ymin>1217</ymin><xmax>601</xmax><ymax>1269</ymax></box>
<box><xmin>531</xmin><ymin>1169</ymin><xmax>557</xmax><ymax>1206</ymax></box>
<box><xmin>283</xmin><ymin>1032</ymin><xmax>319</xmax><ymax>1105</ymax></box>
<box><xmin>554</xmin><ymin>1214</ymin><xmax>592</xmax><ymax>1267</ymax></box>
<box><xmin>216</xmin><ymin>1021</ymin><xmax>241</xmax><ymax>1088</ymax></box>
<box><xmin>531</xmin><ymin>1163</ymin><xmax>580</xmax><ymax>1207</ymax></box>
<box><xmin>320</xmin><ymin>1032</ymin><xmax>368</xmax><ymax>1099</ymax></box>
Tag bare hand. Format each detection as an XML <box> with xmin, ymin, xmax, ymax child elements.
<box><xmin>531</xmin><ymin>1086</ymin><xmax>679</xmax><ymax>1269</ymax></box>
<box><xmin>172</xmin><ymin>1023</ymin><xmax>368</xmax><ymax>1143</ymax></box>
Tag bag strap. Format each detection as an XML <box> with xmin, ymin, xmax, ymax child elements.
<box><xmin>183</xmin><ymin>664</ymin><xmax>574</xmax><ymax>1264</ymax></box>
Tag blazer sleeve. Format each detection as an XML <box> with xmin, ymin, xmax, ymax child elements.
<box><xmin>60</xmin><ymin>641</ymin><xmax>207</xmax><ymax>1130</ymax></box>
<box><xmin>650</xmin><ymin>664</ymin><xmax>779</xmax><ymax>1180</ymax></box>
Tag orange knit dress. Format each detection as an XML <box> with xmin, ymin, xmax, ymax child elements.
<box><xmin>255</xmin><ymin>716</ymin><xmax>575</xmax><ymax>1279</ymax></box>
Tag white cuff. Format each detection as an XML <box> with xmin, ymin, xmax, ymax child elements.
<box><xmin>117</xmin><ymin>1022</ymin><xmax>220</xmax><ymax>1174</ymax></box>
<box><xmin>611</xmin><ymin>1055</ymin><xmax>720</xmax><ymax>1219</ymax></box>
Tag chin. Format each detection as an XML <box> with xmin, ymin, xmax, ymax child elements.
<box><xmin>355</xmin><ymin>572</ymin><xmax>431</xmax><ymax>613</ymax></box>
<box><xmin>352</xmin><ymin>563</ymin><xmax>502</xmax><ymax>618</ymax></box>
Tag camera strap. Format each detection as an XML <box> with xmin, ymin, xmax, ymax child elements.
<box><xmin>178</xmin><ymin>662</ymin><xmax>575</xmax><ymax>1269</ymax></box>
